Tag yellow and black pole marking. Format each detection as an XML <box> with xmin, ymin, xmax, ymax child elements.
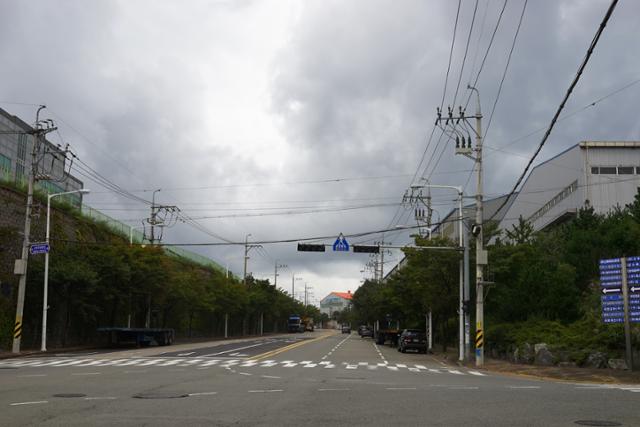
<box><xmin>475</xmin><ymin>329</ymin><xmax>484</xmax><ymax>350</ymax></box>
<box><xmin>14</xmin><ymin>318</ymin><xmax>23</xmax><ymax>340</ymax></box>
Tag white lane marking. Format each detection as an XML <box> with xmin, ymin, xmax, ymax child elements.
<box><xmin>248</xmin><ymin>389</ymin><xmax>283</xmax><ymax>393</ymax></box>
<box><xmin>346</xmin><ymin>365</ymin><xmax>358</xmax><ymax>370</ymax></box>
<box><xmin>449</xmin><ymin>386</ymin><xmax>479</xmax><ymax>390</ymax></box>
<box><xmin>189</xmin><ymin>392</ymin><xmax>218</xmax><ymax>396</ymax></box>
<box><xmin>71</xmin><ymin>372</ymin><xmax>101</xmax><ymax>376</ymax></box>
<box><xmin>358</xmin><ymin>362</ymin><xmax>368</xmax><ymax>366</ymax></box>
<box><xmin>324</xmin><ymin>364</ymin><xmax>335</xmax><ymax>368</ymax></box>
<box><xmin>283</xmin><ymin>363</ymin><xmax>298</xmax><ymax>367</ymax></box>
<box><xmin>239</xmin><ymin>372</ymin><xmax>252</xmax><ymax>376</ymax></box>
<box><xmin>84</xmin><ymin>397</ymin><xmax>117</xmax><ymax>400</ymax></box>
<box><xmin>447</xmin><ymin>369</ymin><xmax>464</xmax><ymax>375</ymax></box>
<box><xmin>415</xmin><ymin>365</ymin><xmax>427</xmax><ymax>370</ymax></box>
<box><xmin>303</xmin><ymin>364</ymin><xmax>318</xmax><ymax>368</ymax></box>
<box><xmin>178</xmin><ymin>352</ymin><xmax>195</xmax><ymax>356</ymax></box>
<box><xmin>136</xmin><ymin>359</ymin><xmax>167</xmax><ymax>366</ymax></box>
<box><xmin>386</xmin><ymin>387</ymin><xmax>417</xmax><ymax>390</ymax></box>
<box><xmin>319</xmin><ymin>361</ymin><xmax>331</xmax><ymax>365</ymax></box>
<box><xmin>300</xmin><ymin>361</ymin><xmax>312</xmax><ymax>364</ymax></box>
<box><xmin>428</xmin><ymin>369</ymin><xmax>441</xmax><ymax>374</ymax></box>
<box><xmin>261</xmin><ymin>375</ymin><xmax>281</xmax><ymax>379</ymax></box>
<box><xmin>10</xmin><ymin>401</ymin><xmax>48</xmax><ymax>406</ymax></box>
<box><xmin>467</xmin><ymin>370</ymin><xmax>486</xmax><ymax>376</ymax></box>
<box><xmin>204</xmin><ymin>342</ymin><xmax>266</xmax><ymax>357</ymax></box>
<box><xmin>408</xmin><ymin>368</ymin><xmax>420</xmax><ymax>372</ymax></box>
<box><xmin>387</xmin><ymin>366</ymin><xmax>399</xmax><ymax>371</ymax></box>
<box><xmin>396</xmin><ymin>364</ymin><xmax>407</xmax><ymax>368</ymax></box>
<box><xmin>508</xmin><ymin>386</ymin><xmax>541</xmax><ymax>389</ymax></box>
<box><xmin>318</xmin><ymin>388</ymin><xmax>350</xmax><ymax>391</ymax></box>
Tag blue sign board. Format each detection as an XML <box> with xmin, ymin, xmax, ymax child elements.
<box><xmin>599</xmin><ymin>257</ymin><xmax>640</xmax><ymax>324</ymax></box>
<box><xmin>29</xmin><ymin>243</ymin><xmax>49</xmax><ymax>255</ymax></box>
<box><xmin>332</xmin><ymin>234</ymin><xmax>350</xmax><ymax>252</ymax></box>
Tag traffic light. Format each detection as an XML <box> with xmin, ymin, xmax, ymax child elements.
<box><xmin>352</xmin><ymin>245</ymin><xmax>379</xmax><ymax>254</ymax></box>
<box><xmin>297</xmin><ymin>243</ymin><xmax>326</xmax><ymax>252</ymax></box>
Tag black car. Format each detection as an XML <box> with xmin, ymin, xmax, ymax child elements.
<box><xmin>341</xmin><ymin>324</ymin><xmax>351</xmax><ymax>334</ymax></box>
<box><xmin>397</xmin><ymin>329</ymin><xmax>427</xmax><ymax>353</ymax></box>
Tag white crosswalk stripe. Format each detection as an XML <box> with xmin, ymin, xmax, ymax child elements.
<box><xmin>0</xmin><ymin>358</ymin><xmax>488</xmax><ymax>377</ymax></box>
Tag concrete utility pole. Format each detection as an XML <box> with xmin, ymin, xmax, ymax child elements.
<box><xmin>12</xmin><ymin>105</ymin><xmax>52</xmax><ymax>354</ymax></box>
<box><xmin>274</xmin><ymin>261</ymin><xmax>287</xmax><ymax>287</ymax></box>
<box><xmin>149</xmin><ymin>189</ymin><xmax>161</xmax><ymax>244</ymax></box>
<box><xmin>435</xmin><ymin>85</ymin><xmax>486</xmax><ymax>366</ymax></box>
<box><xmin>243</xmin><ymin>234</ymin><xmax>261</xmax><ymax>284</ymax></box>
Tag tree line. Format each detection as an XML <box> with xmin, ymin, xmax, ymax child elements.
<box><xmin>0</xmin><ymin>207</ymin><xmax>318</xmax><ymax>350</ymax></box>
<box><xmin>349</xmin><ymin>192</ymin><xmax>640</xmax><ymax>361</ymax></box>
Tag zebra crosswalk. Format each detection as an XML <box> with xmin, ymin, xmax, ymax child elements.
<box><xmin>0</xmin><ymin>357</ymin><xmax>487</xmax><ymax>376</ymax></box>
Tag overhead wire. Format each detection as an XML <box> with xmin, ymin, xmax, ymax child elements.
<box><xmin>486</xmin><ymin>0</ymin><xmax>620</xmax><ymax>223</ymax></box>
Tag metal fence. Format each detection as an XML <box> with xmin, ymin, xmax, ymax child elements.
<box><xmin>81</xmin><ymin>204</ymin><xmax>224</xmax><ymax>273</ymax></box>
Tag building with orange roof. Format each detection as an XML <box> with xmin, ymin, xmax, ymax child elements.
<box><xmin>320</xmin><ymin>291</ymin><xmax>353</xmax><ymax>317</ymax></box>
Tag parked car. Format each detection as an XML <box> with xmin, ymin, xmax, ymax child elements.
<box><xmin>359</xmin><ymin>326</ymin><xmax>373</xmax><ymax>338</ymax></box>
<box><xmin>397</xmin><ymin>329</ymin><xmax>427</xmax><ymax>353</ymax></box>
<box><xmin>341</xmin><ymin>324</ymin><xmax>351</xmax><ymax>334</ymax></box>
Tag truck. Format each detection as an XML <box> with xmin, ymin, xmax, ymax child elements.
<box><xmin>98</xmin><ymin>327</ymin><xmax>175</xmax><ymax>347</ymax></box>
<box><xmin>373</xmin><ymin>316</ymin><xmax>401</xmax><ymax>347</ymax></box>
<box><xmin>287</xmin><ymin>315</ymin><xmax>304</xmax><ymax>333</ymax></box>
<box><xmin>301</xmin><ymin>316</ymin><xmax>314</xmax><ymax>332</ymax></box>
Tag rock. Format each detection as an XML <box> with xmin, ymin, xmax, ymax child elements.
<box><xmin>585</xmin><ymin>352</ymin><xmax>608</xmax><ymax>369</ymax></box>
<box><xmin>514</xmin><ymin>343</ymin><xmax>534</xmax><ymax>364</ymax></box>
<box><xmin>607</xmin><ymin>358</ymin><xmax>628</xmax><ymax>370</ymax></box>
<box><xmin>534</xmin><ymin>347</ymin><xmax>556</xmax><ymax>366</ymax></box>
<box><xmin>534</xmin><ymin>343</ymin><xmax>547</xmax><ymax>353</ymax></box>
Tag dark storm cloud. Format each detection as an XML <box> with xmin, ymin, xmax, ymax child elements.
<box><xmin>1</xmin><ymin>0</ymin><xmax>638</xmax><ymax>299</ymax></box>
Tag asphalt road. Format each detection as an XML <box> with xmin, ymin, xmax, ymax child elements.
<box><xmin>1</xmin><ymin>330</ymin><xmax>639</xmax><ymax>426</ymax></box>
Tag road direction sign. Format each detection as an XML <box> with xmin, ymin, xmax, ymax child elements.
<box><xmin>332</xmin><ymin>234</ymin><xmax>349</xmax><ymax>252</ymax></box>
<box><xmin>29</xmin><ymin>243</ymin><xmax>49</xmax><ymax>255</ymax></box>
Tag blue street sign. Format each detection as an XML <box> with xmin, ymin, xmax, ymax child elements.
<box><xmin>604</xmin><ymin>317</ymin><xmax>624</xmax><ymax>324</ymax></box>
<box><xmin>29</xmin><ymin>243</ymin><xmax>49</xmax><ymax>255</ymax></box>
<box><xmin>332</xmin><ymin>234</ymin><xmax>349</xmax><ymax>252</ymax></box>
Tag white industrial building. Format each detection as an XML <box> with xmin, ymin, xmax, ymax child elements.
<box><xmin>498</xmin><ymin>141</ymin><xmax>640</xmax><ymax>233</ymax></box>
<box><xmin>319</xmin><ymin>291</ymin><xmax>353</xmax><ymax>317</ymax></box>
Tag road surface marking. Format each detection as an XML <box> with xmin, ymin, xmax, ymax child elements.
<box><xmin>239</xmin><ymin>372</ymin><xmax>252</xmax><ymax>376</ymax></box>
<box><xmin>447</xmin><ymin>369</ymin><xmax>464</xmax><ymax>375</ymax></box>
<box><xmin>318</xmin><ymin>388</ymin><xmax>350</xmax><ymax>391</ymax></box>
<box><xmin>189</xmin><ymin>392</ymin><xmax>218</xmax><ymax>396</ymax></box>
<box><xmin>84</xmin><ymin>397</ymin><xmax>117</xmax><ymax>400</ymax></box>
<box><xmin>396</xmin><ymin>364</ymin><xmax>407</xmax><ymax>368</ymax></box>
<box><xmin>386</xmin><ymin>387</ymin><xmax>417</xmax><ymax>390</ymax></box>
<box><xmin>18</xmin><ymin>374</ymin><xmax>47</xmax><ymax>377</ymax></box>
<box><xmin>71</xmin><ymin>372</ymin><xmax>101</xmax><ymax>376</ymax></box>
<box><xmin>449</xmin><ymin>386</ymin><xmax>479</xmax><ymax>390</ymax></box>
<box><xmin>467</xmin><ymin>370</ymin><xmax>486</xmax><ymax>376</ymax></box>
<box><xmin>10</xmin><ymin>401</ymin><xmax>48</xmax><ymax>406</ymax></box>
<box><xmin>204</xmin><ymin>342</ymin><xmax>266</xmax><ymax>357</ymax></box>
<box><xmin>415</xmin><ymin>365</ymin><xmax>427</xmax><ymax>370</ymax></box>
<box><xmin>261</xmin><ymin>375</ymin><xmax>281</xmax><ymax>379</ymax></box>
<box><xmin>508</xmin><ymin>386</ymin><xmax>540</xmax><ymax>389</ymax></box>
<box><xmin>124</xmin><ymin>370</ymin><xmax>148</xmax><ymax>374</ymax></box>
<box><xmin>252</xmin><ymin>333</ymin><xmax>333</xmax><ymax>361</ymax></box>
<box><xmin>248</xmin><ymin>389</ymin><xmax>283</xmax><ymax>393</ymax></box>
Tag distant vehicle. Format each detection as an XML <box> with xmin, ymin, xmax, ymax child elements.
<box><xmin>357</xmin><ymin>325</ymin><xmax>367</xmax><ymax>336</ymax></box>
<box><xmin>302</xmin><ymin>316</ymin><xmax>315</xmax><ymax>332</ymax></box>
<box><xmin>360</xmin><ymin>326</ymin><xmax>373</xmax><ymax>338</ymax></box>
<box><xmin>397</xmin><ymin>329</ymin><xmax>427</xmax><ymax>353</ymax></box>
<box><xmin>98</xmin><ymin>327</ymin><xmax>174</xmax><ymax>347</ymax></box>
<box><xmin>288</xmin><ymin>315</ymin><xmax>304</xmax><ymax>333</ymax></box>
<box><xmin>375</xmin><ymin>316</ymin><xmax>401</xmax><ymax>347</ymax></box>
<box><xmin>341</xmin><ymin>324</ymin><xmax>351</xmax><ymax>334</ymax></box>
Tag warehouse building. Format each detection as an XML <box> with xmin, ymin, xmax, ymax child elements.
<box><xmin>320</xmin><ymin>291</ymin><xmax>353</xmax><ymax>317</ymax></box>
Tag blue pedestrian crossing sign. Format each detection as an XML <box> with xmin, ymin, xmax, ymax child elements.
<box><xmin>333</xmin><ymin>233</ymin><xmax>350</xmax><ymax>252</ymax></box>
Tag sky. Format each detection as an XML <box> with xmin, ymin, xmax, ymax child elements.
<box><xmin>1</xmin><ymin>0</ymin><xmax>638</xmax><ymax>305</ymax></box>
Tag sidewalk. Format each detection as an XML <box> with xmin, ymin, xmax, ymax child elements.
<box><xmin>430</xmin><ymin>349</ymin><xmax>640</xmax><ymax>385</ymax></box>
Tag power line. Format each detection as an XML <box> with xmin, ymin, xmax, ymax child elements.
<box><xmin>487</xmin><ymin>0</ymin><xmax>619</xmax><ymax>223</ymax></box>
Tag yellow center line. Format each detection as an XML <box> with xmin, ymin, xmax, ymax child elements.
<box><xmin>251</xmin><ymin>332</ymin><xmax>334</xmax><ymax>361</ymax></box>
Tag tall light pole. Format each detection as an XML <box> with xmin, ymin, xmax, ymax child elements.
<box><xmin>42</xmin><ymin>188</ymin><xmax>90</xmax><ymax>352</ymax></box>
<box><xmin>292</xmin><ymin>274</ymin><xmax>302</xmax><ymax>301</ymax></box>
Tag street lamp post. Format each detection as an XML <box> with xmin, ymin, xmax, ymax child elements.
<box><xmin>41</xmin><ymin>188</ymin><xmax>90</xmax><ymax>352</ymax></box>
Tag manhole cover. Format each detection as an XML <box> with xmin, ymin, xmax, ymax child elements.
<box><xmin>133</xmin><ymin>393</ymin><xmax>189</xmax><ymax>399</ymax></box>
<box><xmin>53</xmin><ymin>393</ymin><xmax>87</xmax><ymax>398</ymax></box>
<box><xmin>575</xmin><ymin>421</ymin><xmax>622</xmax><ymax>426</ymax></box>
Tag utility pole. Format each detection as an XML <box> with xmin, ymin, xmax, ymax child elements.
<box><xmin>274</xmin><ymin>261</ymin><xmax>287</xmax><ymax>287</ymax></box>
<box><xmin>436</xmin><ymin>85</ymin><xmax>486</xmax><ymax>366</ymax></box>
<box><xmin>12</xmin><ymin>105</ymin><xmax>54</xmax><ymax>353</ymax></box>
<box><xmin>149</xmin><ymin>189</ymin><xmax>161</xmax><ymax>244</ymax></box>
<box><xmin>243</xmin><ymin>234</ymin><xmax>261</xmax><ymax>284</ymax></box>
